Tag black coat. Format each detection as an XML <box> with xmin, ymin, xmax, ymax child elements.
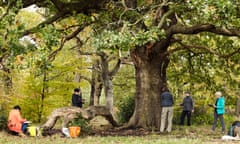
<box><xmin>72</xmin><ymin>93</ymin><xmax>83</xmax><ymax>108</ymax></box>
<box><xmin>181</xmin><ymin>96</ymin><xmax>194</xmax><ymax>111</ymax></box>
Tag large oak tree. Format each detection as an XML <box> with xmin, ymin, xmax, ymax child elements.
<box><xmin>1</xmin><ymin>0</ymin><xmax>240</xmax><ymax>129</ymax></box>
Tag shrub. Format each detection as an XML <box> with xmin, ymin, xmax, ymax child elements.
<box><xmin>116</xmin><ymin>96</ymin><xmax>134</xmax><ymax>124</ymax></box>
<box><xmin>0</xmin><ymin>103</ymin><xmax>8</xmax><ymax>130</ymax></box>
<box><xmin>67</xmin><ymin>114</ymin><xmax>92</xmax><ymax>135</ymax></box>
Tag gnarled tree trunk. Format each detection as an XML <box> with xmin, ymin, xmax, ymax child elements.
<box><xmin>127</xmin><ymin>43</ymin><xmax>169</xmax><ymax>129</ymax></box>
<box><xmin>41</xmin><ymin>106</ymin><xmax>118</xmax><ymax>130</ymax></box>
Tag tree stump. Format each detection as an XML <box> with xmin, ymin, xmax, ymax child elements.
<box><xmin>41</xmin><ymin>106</ymin><xmax>118</xmax><ymax>130</ymax></box>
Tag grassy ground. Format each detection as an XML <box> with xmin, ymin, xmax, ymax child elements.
<box><xmin>0</xmin><ymin>125</ymin><xmax>239</xmax><ymax>144</ymax></box>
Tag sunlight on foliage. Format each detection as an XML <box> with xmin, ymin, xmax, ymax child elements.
<box><xmin>93</xmin><ymin>26</ymin><xmax>165</xmax><ymax>50</ymax></box>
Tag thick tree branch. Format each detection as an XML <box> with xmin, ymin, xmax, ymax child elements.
<box><xmin>22</xmin><ymin>0</ymin><xmax>45</xmax><ymax>8</ymax></box>
<box><xmin>169</xmin><ymin>24</ymin><xmax>240</xmax><ymax>37</ymax></box>
<box><xmin>21</xmin><ymin>0</ymin><xmax>110</xmax><ymax>36</ymax></box>
<box><xmin>50</xmin><ymin>0</ymin><xmax>65</xmax><ymax>12</ymax></box>
<box><xmin>169</xmin><ymin>41</ymin><xmax>240</xmax><ymax>59</ymax></box>
<box><xmin>22</xmin><ymin>0</ymin><xmax>110</xmax><ymax>13</ymax></box>
<box><xmin>172</xmin><ymin>41</ymin><xmax>219</xmax><ymax>55</ymax></box>
<box><xmin>109</xmin><ymin>59</ymin><xmax>121</xmax><ymax>77</ymax></box>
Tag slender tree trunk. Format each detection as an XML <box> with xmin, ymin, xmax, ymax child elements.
<box><xmin>99</xmin><ymin>52</ymin><xmax>121</xmax><ymax>113</ymax></box>
<box><xmin>100</xmin><ymin>54</ymin><xmax>114</xmax><ymax>113</ymax></box>
<box><xmin>93</xmin><ymin>78</ymin><xmax>103</xmax><ymax>105</ymax></box>
<box><xmin>127</xmin><ymin>46</ymin><xmax>169</xmax><ymax>129</ymax></box>
<box><xmin>90</xmin><ymin>60</ymin><xmax>103</xmax><ymax>106</ymax></box>
<box><xmin>89</xmin><ymin>73</ymin><xmax>103</xmax><ymax>106</ymax></box>
<box><xmin>236</xmin><ymin>98</ymin><xmax>240</xmax><ymax>116</ymax></box>
<box><xmin>103</xmin><ymin>76</ymin><xmax>114</xmax><ymax>112</ymax></box>
<box><xmin>39</xmin><ymin>71</ymin><xmax>48</xmax><ymax>123</ymax></box>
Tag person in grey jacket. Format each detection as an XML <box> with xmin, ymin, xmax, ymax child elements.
<box><xmin>179</xmin><ymin>91</ymin><xmax>194</xmax><ymax>126</ymax></box>
<box><xmin>160</xmin><ymin>87</ymin><xmax>174</xmax><ymax>133</ymax></box>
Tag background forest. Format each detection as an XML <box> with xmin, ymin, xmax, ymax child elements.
<box><xmin>0</xmin><ymin>0</ymin><xmax>240</xmax><ymax>130</ymax></box>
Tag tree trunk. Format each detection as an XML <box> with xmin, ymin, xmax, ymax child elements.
<box><xmin>89</xmin><ymin>79</ymin><xmax>103</xmax><ymax>106</ymax></box>
<box><xmin>236</xmin><ymin>98</ymin><xmax>240</xmax><ymax>116</ymax></box>
<box><xmin>127</xmin><ymin>45</ymin><xmax>169</xmax><ymax>129</ymax></box>
<box><xmin>100</xmin><ymin>54</ymin><xmax>114</xmax><ymax>113</ymax></box>
<box><xmin>90</xmin><ymin>60</ymin><xmax>103</xmax><ymax>106</ymax></box>
<box><xmin>99</xmin><ymin>52</ymin><xmax>121</xmax><ymax>113</ymax></box>
<box><xmin>39</xmin><ymin>70</ymin><xmax>48</xmax><ymax>123</ymax></box>
<box><xmin>93</xmin><ymin>77</ymin><xmax>103</xmax><ymax>105</ymax></box>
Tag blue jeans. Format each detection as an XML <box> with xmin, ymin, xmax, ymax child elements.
<box><xmin>21</xmin><ymin>123</ymin><xmax>28</xmax><ymax>133</ymax></box>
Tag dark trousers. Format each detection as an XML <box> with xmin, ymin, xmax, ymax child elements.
<box><xmin>212</xmin><ymin>111</ymin><xmax>225</xmax><ymax>132</ymax></box>
<box><xmin>180</xmin><ymin>110</ymin><xmax>192</xmax><ymax>126</ymax></box>
<box><xmin>22</xmin><ymin>123</ymin><xmax>28</xmax><ymax>133</ymax></box>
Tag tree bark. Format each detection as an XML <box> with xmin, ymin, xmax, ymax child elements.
<box><xmin>100</xmin><ymin>52</ymin><xmax>114</xmax><ymax>113</ymax></box>
<box><xmin>90</xmin><ymin>60</ymin><xmax>103</xmax><ymax>106</ymax></box>
<box><xmin>41</xmin><ymin>106</ymin><xmax>118</xmax><ymax>130</ymax></box>
<box><xmin>127</xmin><ymin>43</ymin><xmax>169</xmax><ymax>129</ymax></box>
<box><xmin>98</xmin><ymin>52</ymin><xmax>121</xmax><ymax>113</ymax></box>
<box><xmin>236</xmin><ymin>98</ymin><xmax>240</xmax><ymax>116</ymax></box>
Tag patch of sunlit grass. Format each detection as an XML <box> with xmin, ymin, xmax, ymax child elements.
<box><xmin>0</xmin><ymin>125</ymin><xmax>233</xmax><ymax>144</ymax></box>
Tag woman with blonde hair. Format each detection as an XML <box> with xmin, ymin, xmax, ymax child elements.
<box><xmin>211</xmin><ymin>91</ymin><xmax>225</xmax><ymax>134</ymax></box>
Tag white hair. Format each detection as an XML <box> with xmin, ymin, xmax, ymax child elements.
<box><xmin>215</xmin><ymin>91</ymin><xmax>222</xmax><ymax>96</ymax></box>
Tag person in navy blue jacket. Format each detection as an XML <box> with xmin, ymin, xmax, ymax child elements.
<box><xmin>160</xmin><ymin>87</ymin><xmax>174</xmax><ymax>133</ymax></box>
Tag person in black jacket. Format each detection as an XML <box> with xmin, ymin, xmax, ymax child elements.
<box><xmin>160</xmin><ymin>87</ymin><xmax>174</xmax><ymax>133</ymax></box>
<box><xmin>179</xmin><ymin>91</ymin><xmax>194</xmax><ymax>126</ymax></box>
<box><xmin>72</xmin><ymin>88</ymin><xmax>84</xmax><ymax>108</ymax></box>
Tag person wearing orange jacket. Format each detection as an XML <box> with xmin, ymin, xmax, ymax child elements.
<box><xmin>8</xmin><ymin>105</ymin><xmax>28</xmax><ymax>137</ymax></box>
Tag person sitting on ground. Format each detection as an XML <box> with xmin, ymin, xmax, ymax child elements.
<box><xmin>7</xmin><ymin>105</ymin><xmax>28</xmax><ymax>137</ymax></box>
<box><xmin>228</xmin><ymin>121</ymin><xmax>240</xmax><ymax>137</ymax></box>
<box><xmin>222</xmin><ymin>121</ymin><xmax>240</xmax><ymax>140</ymax></box>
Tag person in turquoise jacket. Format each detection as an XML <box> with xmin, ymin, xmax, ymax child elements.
<box><xmin>212</xmin><ymin>91</ymin><xmax>225</xmax><ymax>133</ymax></box>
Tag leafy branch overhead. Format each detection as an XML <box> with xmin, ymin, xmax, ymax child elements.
<box><xmin>0</xmin><ymin>0</ymin><xmax>240</xmax><ymax>129</ymax></box>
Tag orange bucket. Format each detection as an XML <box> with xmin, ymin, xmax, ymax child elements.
<box><xmin>69</xmin><ymin>126</ymin><xmax>80</xmax><ymax>138</ymax></box>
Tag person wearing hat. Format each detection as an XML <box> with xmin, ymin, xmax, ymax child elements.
<box><xmin>72</xmin><ymin>88</ymin><xmax>84</xmax><ymax>108</ymax></box>
<box><xmin>211</xmin><ymin>91</ymin><xmax>225</xmax><ymax>133</ymax></box>
<box><xmin>179</xmin><ymin>91</ymin><xmax>194</xmax><ymax>126</ymax></box>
